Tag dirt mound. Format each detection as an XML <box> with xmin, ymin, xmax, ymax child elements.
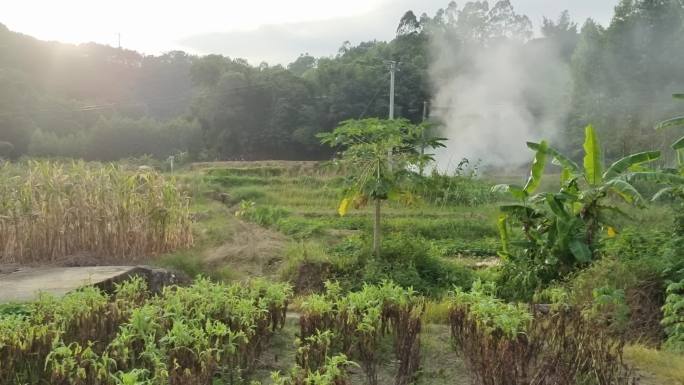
<box><xmin>204</xmin><ymin>219</ymin><xmax>286</xmax><ymax>279</ymax></box>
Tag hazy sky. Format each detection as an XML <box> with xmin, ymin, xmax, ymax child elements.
<box><xmin>3</xmin><ymin>0</ymin><xmax>619</xmax><ymax>64</ymax></box>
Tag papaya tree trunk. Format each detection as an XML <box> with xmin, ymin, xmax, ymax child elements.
<box><xmin>373</xmin><ymin>198</ymin><xmax>381</xmax><ymax>257</ymax></box>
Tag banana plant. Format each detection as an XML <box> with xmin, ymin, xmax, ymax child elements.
<box><xmin>647</xmin><ymin>93</ymin><xmax>684</xmax><ymax>236</ymax></box>
<box><xmin>652</xmin><ymin>93</ymin><xmax>684</xmax><ymax>177</ymax></box>
<box><xmin>494</xmin><ymin>125</ymin><xmax>661</xmax><ymax>279</ymax></box>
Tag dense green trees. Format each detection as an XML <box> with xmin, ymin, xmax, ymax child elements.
<box><xmin>0</xmin><ymin>0</ymin><xmax>683</xmax><ymax>162</ymax></box>
<box><xmin>567</xmin><ymin>0</ymin><xmax>684</xmax><ymax>160</ymax></box>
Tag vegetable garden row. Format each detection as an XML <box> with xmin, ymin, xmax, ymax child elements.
<box><xmin>0</xmin><ymin>277</ymin><xmax>290</xmax><ymax>385</ymax></box>
<box><xmin>0</xmin><ymin>277</ymin><xmax>638</xmax><ymax>385</ymax></box>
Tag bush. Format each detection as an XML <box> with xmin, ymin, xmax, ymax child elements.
<box><xmin>448</xmin><ymin>282</ymin><xmax>636</xmax><ymax>385</ymax></box>
<box><xmin>229</xmin><ymin>186</ymin><xmax>266</xmax><ymax>203</ymax></box>
<box><xmin>361</xmin><ymin>234</ymin><xmax>475</xmax><ymax>296</ymax></box>
<box><xmin>157</xmin><ymin>251</ymin><xmax>233</xmax><ymax>281</ymax></box>
<box><xmin>419</xmin><ymin>171</ymin><xmax>502</xmax><ymax>207</ymax></box>
<box><xmin>662</xmin><ymin>279</ymin><xmax>684</xmax><ymax>352</ymax></box>
<box><xmin>239</xmin><ymin>204</ymin><xmax>289</xmax><ymax>227</ymax></box>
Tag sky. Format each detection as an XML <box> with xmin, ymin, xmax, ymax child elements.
<box><xmin>2</xmin><ymin>0</ymin><xmax>619</xmax><ymax>65</ymax></box>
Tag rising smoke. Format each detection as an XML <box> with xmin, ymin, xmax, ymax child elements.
<box><xmin>429</xmin><ymin>34</ymin><xmax>571</xmax><ymax>172</ymax></box>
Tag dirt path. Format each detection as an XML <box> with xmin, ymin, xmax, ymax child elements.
<box><xmin>251</xmin><ymin>316</ymin><xmax>472</xmax><ymax>385</ymax></box>
<box><xmin>203</xmin><ymin>217</ymin><xmax>287</xmax><ymax>279</ymax></box>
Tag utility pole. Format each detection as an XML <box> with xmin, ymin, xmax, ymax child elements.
<box><xmin>386</xmin><ymin>60</ymin><xmax>397</xmax><ymax>171</ymax></box>
<box><xmin>117</xmin><ymin>33</ymin><xmax>121</xmax><ymax>49</ymax></box>
<box><xmin>388</xmin><ymin>61</ymin><xmax>397</xmax><ymax>120</ymax></box>
<box><xmin>420</xmin><ymin>100</ymin><xmax>428</xmax><ymax>176</ymax></box>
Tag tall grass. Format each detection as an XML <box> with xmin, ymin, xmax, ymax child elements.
<box><xmin>0</xmin><ymin>160</ymin><xmax>192</xmax><ymax>263</ymax></box>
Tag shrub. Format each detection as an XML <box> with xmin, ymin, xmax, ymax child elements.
<box><xmin>1</xmin><ymin>278</ymin><xmax>293</xmax><ymax>385</ymax></box>
<box><xmin>662</xmin><ymin>279</ymin><xmax>684</xmax><ymax>352</ymax></box>
<box><xmin>298</xmin><ymin>281</ymin><xmax>424</xmax><ymax>385</ymax></box>
<box><xmin>448</xmin><ymin>282</ymin><xmax>636</xmax><ymax>385</ymax></box>
<box><xmin>362</xmin><ymin>234</ymin><xmax>474</xmax><ymax>296</ymax></box>
<box><xmin>419</xmin><ymin>169</ymin><xmax>502</xmax><ymax>207</ymax></box>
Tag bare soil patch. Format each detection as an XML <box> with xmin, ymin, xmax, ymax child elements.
<box><xmin>203</xmin><ymin>218</ymin><xmax>287</xmax><ymax>279</ymax></box>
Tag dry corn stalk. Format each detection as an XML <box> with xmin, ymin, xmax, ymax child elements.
<box><xmin>0</xmin><ymin>160</ymin><xmax>192</xmax><ymax>263</ymax></box>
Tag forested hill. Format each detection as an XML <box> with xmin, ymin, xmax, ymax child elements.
<box><xmin>1</xmin><ymin>0</ymin><xmax>684</xmax><ymax>163</ymax></box>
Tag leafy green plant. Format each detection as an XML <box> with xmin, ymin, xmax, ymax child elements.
<box><xmin>318</xmin><ymin>118</ymin><xmax>445</xmax><ymax>256</ymax></box>
<box><xmin>661</xmin><ymin>279</ymin><xmax>684</xmax><ymax>353</ymax></box>
<box><xmin>235</xmin><ymin>200</ymin><xmax>256</xmax><ymax>218</ymax></box>
<box><xmin>298</xmin><ymin>281</ymin><xmax>424</xmax><ymax>385</ymax></box>
<box><xmin>271</xmin><ymin>353</ymin><xmax>357</xmax><ymax>385</ymax></box>
<box><xmin>495</xmin><ymin>125</ymin><xmax>661</xmax><ymax>288</ymax></box>
<box><xmin>1</xmin><ymin>277</ymin><xmax>293</xmax><ymax>385</ymax></box>
<box><xmin>448</xmin><ymin>280</ymin><xmax>635</xmax><ymax>385</ymax></box>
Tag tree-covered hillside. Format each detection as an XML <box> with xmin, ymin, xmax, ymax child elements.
<box><xmin>1</xmin><ymin>0</ymin><xmax>683</xmax><ymax>163</ymax></box>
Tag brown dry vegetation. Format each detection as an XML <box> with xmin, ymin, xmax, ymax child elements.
<box><xmin>0</xmin><ymin>161</ymin><xmax>192</xmax><ymax>264</ymax></box>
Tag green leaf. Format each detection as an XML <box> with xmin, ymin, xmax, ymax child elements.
<box><xmin>544</xmin><ymin>194</ymin><xmax>569</xmax><ymax>219</ymax></box>
<box><xmin>604</xmin><ymin>179</ymin><xmax>644</xmax><ymax>206</ymax></box>
<box><xmin>491</xmin><ymin>184</ymin><xmax>527</xmax><ymax>200</ymax></box>
<box><xmin>497</xmin><ymin>215</ymin><xmax>510</xmax><ymax>257</ymax></box>
<box><xmin>655</xmin><ymin>116</ymin><xmax>684</xmax><ymax>130</ymax></box>
<box><xmin>523</xmin><ymin>140</ymin><xmax>547</xmax><ymax>194</ymax></box>
<box><xmin>673</xmin><ymin>136</ymin><xmax>684</xmax><ymax>150</ymax></box>
<box><xmin>652</xmin><ymin>187</ymin><xmax>678</xmax><ymax>202</ymax></box>
<box><xmin>569</xmin><ymin>239</ymin><xmax>592</xmax><ymax>263</ymax></box>
<box><xmin>528</xmin><ymin>142</ymin><xmax>580</xmax><ymax>175</ymax></box>
<box><xmin>673</xmin><ymin>94</ymin><xmax>684</xmax><ymax>100</ymax></box>
<box><xmin>603</xmin><ymin>151</ymin><xmax>660</xmax><ymax>179</ymax></box>
<box><xmin>499</xmin><ymin>204</ymin><xmax>539</xmax><ymax>219</ymax></box>
<box><xmin>626</xmin><ymin>172</ymin><xmax>684</xmax><ymax>185</ymax></box>
<box><xmin>561</xmin><ymin>167</ymin><xmax>572</xmax><ymax>185</ymax></box>
<box><xmin>583</xmin><ymin>124</ymin><xmax>603</xmax><ymax>186</ymax></box>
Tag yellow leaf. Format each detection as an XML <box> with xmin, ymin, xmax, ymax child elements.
<box><xmin>338</xmin><ymin>198</ymin><xmax>350</xmax><ymax>217</ymax></box>
<box><xmin>607</xmin><ymin>226</ymin><xmax>617</xmax><ymax>238</ymax></box>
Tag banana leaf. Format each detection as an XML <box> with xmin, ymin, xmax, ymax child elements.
<box><xmin>523</xmin><ymin>140</ymin><xmax>547</xmax><ymax>194</ymax></box>
<box><xmin>583</xmin><ymin>124</ymin><xmax>603</xmax><ymax>186</ymax></box>
<box><xmin>603</xmin><ymin>151</ymin><xmax>660</xmax><ymax>179</ymax></box>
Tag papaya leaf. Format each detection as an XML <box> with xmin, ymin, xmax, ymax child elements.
<box><xmin>603</xmin><ymin>151</ymin><xmax>660</xmax><ymax>179</ymax></box>
<box><xmin>583</xmin><ymin>124</ymin><xmax>603</xmax><ymax>186</ymax></box>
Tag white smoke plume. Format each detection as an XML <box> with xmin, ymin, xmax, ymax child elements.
<box><xmin>429</xmin><ymin>37</ymin><xmax>571</xmax><ymax>172</ymax></box>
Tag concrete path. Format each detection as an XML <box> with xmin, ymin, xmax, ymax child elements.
<box><xmin>0</xmin><ymin>266</ymin><xmax>140</xmax><ymax>303</ymax></box>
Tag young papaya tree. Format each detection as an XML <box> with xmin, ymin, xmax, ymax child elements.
<box><xmin>494</xmin><ymin>124</ymin><xmax>661</xmax><ymax>281</ymax></box>
<box><xmin>318</xmin><ymin>118</ymin><xmax>445</xmax><ymax>256</ymax></box>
